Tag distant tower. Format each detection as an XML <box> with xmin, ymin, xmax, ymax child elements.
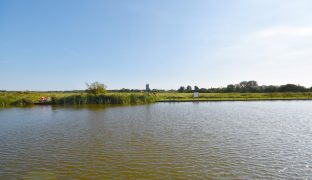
<box><xmin>146</xmin><ymin>84</ymin><xmax>150</xmax><ymax>95</ymax></box>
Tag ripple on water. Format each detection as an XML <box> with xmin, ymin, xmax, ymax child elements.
<box><xmin>1</xmin><ymin>102</ymin><xmax>312</xmax><ymax>179</ymax></box>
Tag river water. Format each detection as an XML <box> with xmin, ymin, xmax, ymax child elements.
<box><xmin>1</xmin><ymin>101</ymin><xmax>312</xmax><ymax>179</ymax></box>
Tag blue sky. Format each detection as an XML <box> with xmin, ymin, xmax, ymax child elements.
<box><xmin>1</xmin><ymin>0</ymin><xmax>312</xmax><ymax>90</ymax></box>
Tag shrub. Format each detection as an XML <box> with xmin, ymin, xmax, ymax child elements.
<box><xmin>85</xmin><ymin>82</ymin><xmax>107</xmax><ymax>95</ymax></box>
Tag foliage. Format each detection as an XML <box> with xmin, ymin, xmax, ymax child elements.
<box><xmin>186</xmin><ymin>85</ymin><xmax>192</xmax><ymax>92</ymax></box>
<box><xmin>0</xmin><ymin>92</ymin><xmax>77</xmax><ymax>107</ymax></box>
<box><xmin>85</xmin><ymin>82</ymin><xmax>107</xmax><ymax>95</ymax></box>
<box><xmin>178</xmin><ymin>86</ymin><xmax>185</xmax><ymax>92</ymax></box>
<box><xmin>1</xmin><ymin>80</ymin><xmax>312</xmax><ymax>107</ymax></box>
<box><xmin>11</xmin><ymin>98</ymin><xmax>33</xmax><ymax>106</ymax></box>
<box><xmin>1</xmin><ymin>91</ymin><xmax>312</xmax><ymax>107</ymax></box>
<box><xmin>154</xmin><ymin>92</ymin><xmax>312</xmax><ymax>101</ymax></box>
<box><xmin>51</xmin><ymin>94</ymin><xmax>155</xmax><ymax>105</ymax></box>
<box><xmin>176</xmin><ymin>81</ymin><xmax>311</xmax><ymax>93</ymax></box>
<box><xmin>278</xmin><ymin>84</ymin><xmax>306</xmax><ymax>92</ymax></box>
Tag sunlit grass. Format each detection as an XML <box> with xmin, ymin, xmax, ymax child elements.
<box><xmin>1</xmin><ymin>92</ymin><xmax>312</xmax><ymax>107</ymax></box>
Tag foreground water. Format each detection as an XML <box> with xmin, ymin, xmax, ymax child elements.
<box><xmin>0</xmin><ymin>101</ymin><xmax>312</xmax><ymax>179</ymax></box>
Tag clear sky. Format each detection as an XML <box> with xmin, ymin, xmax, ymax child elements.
<box><xmin>1</xmin><ymin>0</ymin><xmax>312</xmax><ymax>90</ymax></box>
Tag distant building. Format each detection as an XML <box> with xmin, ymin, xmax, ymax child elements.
<box><xmin>146</xmin><ymin>84</ymin><xmax>150</xmax><ymax>92</ymax></box>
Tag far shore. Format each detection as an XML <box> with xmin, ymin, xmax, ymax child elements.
<box><xmin>1</xmin><ymin>91</ymin><xmax>312</xmax><ymax>107</ymax></box>
<box><xmin>156</xmin><ymin>98</ymin><xmax>312</xmax><ymax>103</ymax></box>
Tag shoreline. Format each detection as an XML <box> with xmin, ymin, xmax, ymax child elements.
<box><xmin>2</xmin><ymin>92</ymin><xmax>312</xmax><ymax>107</ymax></box>
<box><xmin>156</xmin><ymin>98</ymin><xmax>312</xmax><ymax>102</ymax></box>
<box><xmin>35</xmin><ymin>98</ymin><xmax>312</xmax><ymax>105</ymax></box>
<box><xmin>1</xmin><ymin>98</ymin><xmax>311</xmax><ymax>108</ymax></box>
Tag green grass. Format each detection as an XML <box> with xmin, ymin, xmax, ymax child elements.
<box><xmin>51</xmin><ymin>94</ymin><xmax>155</xmax><ymax>105</ymax></box>
<box><xmin>0</xmin><ymin>92</ymin><xmax>155</xmax><ymax>107</ymax></box>
<box><xmin>154</xmin><ymin>92</ymin><xmax>312</xmax><ymax>100</ymax></box>
<box><xmin>1</xmin><ymin>92</ymin><xmax>312</xmax><ymax>107</ymax></box>
<box><xmin>0</xmin><ymin>92</ymin><xmax>76</xmax><ymax>107</ymax></box>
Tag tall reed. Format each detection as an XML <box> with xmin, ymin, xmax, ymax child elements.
<box><xmin>51</xmin><ymin>94</ymin><xmax>155</xmax><ymax>105</ymax></box>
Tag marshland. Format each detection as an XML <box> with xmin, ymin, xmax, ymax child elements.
<box><xmin>2</xmin><ymin>0</ymin><xmax>312</xmax><ymax>179</ymax></box>
<box><xmin>1</xmin><ymin>81</ymin><xmax>312</xmax><ymax>107</ymax></box>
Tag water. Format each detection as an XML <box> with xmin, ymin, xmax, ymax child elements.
<box><xmin>1</xmin><ymin>101</ymin><xmax>312</xmax><ymax>179</ymax></box>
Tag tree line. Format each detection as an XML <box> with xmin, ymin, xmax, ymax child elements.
<box><xmin>107</xmin><ymin>81</ymin><xmax>312</xmax><ymax>93</ymax></box>
<box><xmin>176</xmin><ymin>81</ymin><xmax>312</xmax><ymax>93</ymax></box>
<box><xmin>2</xmin><ymin>81</ymin><xmax>311</xmax><ymax>93</ymax></box>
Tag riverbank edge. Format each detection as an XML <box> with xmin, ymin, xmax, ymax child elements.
<box><xmin>1</xmin><ymin>98</ymin><xmax>311</xmax><ymax>108</ymax></box>
<box><xmin>156</xmin><ymin>98</ymin><xmax>312</xmax><ymax>102</ymax></box>
<box><xmin>2</xmin><ymin>92</ymin><xmax>312</xmax><ymax>108</ymax></box>
<box><xmin>35</xmin><ymin>98</ymin><xmax>312</xmax><ymax>105</ymax></box>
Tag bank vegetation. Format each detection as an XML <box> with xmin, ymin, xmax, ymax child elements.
<box><xmin>1</xmin><ymin>81</ymin><xmax>312</xmax><ymax>107</ymax></box>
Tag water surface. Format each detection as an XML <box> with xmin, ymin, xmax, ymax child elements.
<box><xmin>1</xmin><ymin>101</ymin><xmax>312</xmax><ymax>179</ymax></box>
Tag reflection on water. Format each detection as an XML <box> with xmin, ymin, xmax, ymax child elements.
<box><xmin>1</xmin><ymin>101</ymin><xmax>312</xmax><ymax>179</ymax></box>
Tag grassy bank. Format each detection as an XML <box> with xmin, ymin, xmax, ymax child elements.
<box><xmin>154</xmin><ymin>92</ymin><xmax>312</xmax><ymax>101</ymax></box>
<box><xmin>1</xmin><ymin>92</ymin><xmax>312</xmax><ymax>107</ymax></box>
<box><xmin>0</xmin><ymin>92</ymin><xmax>155</xmax><ymax>107</ymax></box>
<box><xmin>51</xmin><ymin>94</ymin><xmax>155</xmax><ymax>105</ymax></box>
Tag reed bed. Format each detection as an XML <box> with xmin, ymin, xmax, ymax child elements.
<box><xmin>52</xmin><ymin>94</ymin><xmax>155</xmax><ymax>105</ymax></box>
<box><xmin>1</xmin><ymin>92</ymin><xmax>312</xmax><ymax>107</ymax></box>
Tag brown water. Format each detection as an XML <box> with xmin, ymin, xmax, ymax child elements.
<box><xmin>0</xmin><ymin>102</ymin><xmax>312</xmax><ymax>179</ymax></box>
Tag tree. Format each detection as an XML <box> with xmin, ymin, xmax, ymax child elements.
<box><xmin>278</xmin><ymin>84</ymin><xmax>306</xmax><ymax>92</ymax></box>
<box><xmin>86</xmin><ymin>82</ymin><xmax>107</xmax><ymax>95</ymax></box>
<box><xmin>226</xmin><ymin>84</ymin><xmax>235</xmax><ymax>92</ymax></box>
<box><xmin>246</xmin><ymin>80</ymin><xmax>258</xmax><ymax>92</ymax></box>
<box><xmin>199</xmin><ymin>88</ymin><xmax>208</xmax><ymax>93</ymax></box>
<box><xmin>186</xmin><ymin>85</ymin><xmax>192</xmax><ymax>92</ymax></box>
<box><xmin>120</xmin><ymin>88</ymin><xmax>130</xmax><ymax>92</ymax></box>
<box><xmin>261</xmin><ymin>85</ymin><xmax>278</xmax><ymax>93</ymax></box>
<box><xmin>236</xmin><ymin>80</ymin><xmax>259</xmax><ymax>92</ymax></box>
<box><xmin>238</xmin><ymin>81</ymin><xmax>248</xmax><ymax>89</ymax></box>
<box><xmin>178</xmin><ymin>86</ymin><xmax>185</xmax><ymax>92</ymax></box>
<box><xmin>194</xmin><ymin>86</ymin><xmax>199</xmax><ymax>91</ymax></box>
